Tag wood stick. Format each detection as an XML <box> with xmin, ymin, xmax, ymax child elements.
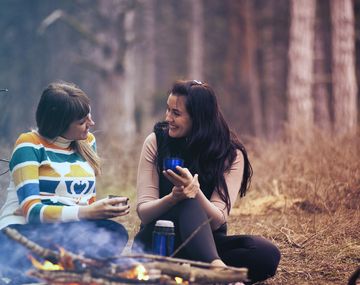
<box><xmin>171</xmin><ymin>217</ymin><xmax>212</xmax><ymax>257</ymax></box>
<box><xmin>122</xmin><ymin>253</ymin><xmax>248</xmax><ymax>274</ymax></box>
<box><xmin>2</xmin><ymin>227</ymin><xmax>104</xmax><ymax>268</ymax></box>
<box><xmin>30</xmin><ymin>269</ymin><xmax>179</xmax><ymax>285</ymax></box>
<box><xmin>143</xmin><ymin>261</ymin><xmax>248</xmax><ymax>283</ymax></box>
<box><xmin>3</xmin><ymin>227</ymin><xmax>59</xmax><ymax>263</ymax></box>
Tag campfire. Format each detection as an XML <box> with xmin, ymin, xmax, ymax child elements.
<box><xmin>3</xmin><ymin>227</ymin><xmax>248</xmax><ymax>285</ymax></box>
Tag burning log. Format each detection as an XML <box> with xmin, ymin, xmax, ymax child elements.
<box><xmin>3</xmin><ymin>227</ymin><xmax>248</xmax><ymax>284</ymax></box>
<box><xmin>3</xmin><ymin>227</ymin><xmax>110</xmax><ymax>269</ymax></box>
<box><xmin>3</xmin><ymin>227</ymin><xmax>59</xmax><ymax>263</ymax></box>
<box><xmin>29</xmin><ymin>270</ymin><xmax>167</xmax><ymax>285</ymax></box>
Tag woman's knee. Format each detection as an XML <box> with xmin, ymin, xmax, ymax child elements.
<box><xmin>222</xmin><ymin>235</ymin><xmax>281</xmax><ymax>282</ymax></box>
<box><xmin>264</xmin><ymin>241</ymin><xmax>281</xmax><ymax>276</ymax></box>
<box><xmin>176</xmin><ymin>198</ymin><xmax>205</xmax><ymax>217</ymax></box>
<box><xmin>251</xmin><ymin>237</ymin><xmax>281</xmax><ymax>279</ymax></box>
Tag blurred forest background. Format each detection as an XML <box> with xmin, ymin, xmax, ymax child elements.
<box><xmin>0</xmin><ymin>0</ymin><xmax>359</xmax><ymax>145</ymax></box>
<box><xmin>0</xmin><ymin>0</ymin><xmax>359</xmax><ymax>284</ymax></box>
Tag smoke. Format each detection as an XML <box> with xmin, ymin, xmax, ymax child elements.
<box><xmin>0</xmin><ymin>219</ymin><xmax>130</xmax><ymax>284</ymax></box>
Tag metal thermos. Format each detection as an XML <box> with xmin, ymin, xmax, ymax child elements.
<box><xmin>152</xmin><ymin>220</ymin><xmax>175</xmax><ymax>256</ymax></box>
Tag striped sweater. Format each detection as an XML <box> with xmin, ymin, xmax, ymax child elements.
<box><xmin>0</xmin><ymin>131</ymin><xmax>96</xmax><ymax>228</ymax></box>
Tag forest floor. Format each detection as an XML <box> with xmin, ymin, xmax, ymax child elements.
<box><xmin>234</xmin><ymin>129</ymin><xmax>359</xmax><ymax>285</ymax></box>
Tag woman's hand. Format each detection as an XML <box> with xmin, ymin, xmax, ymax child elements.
<box><xmin>78</xmin><ymin>197</ymin><xmax>130</xmax><ymax>220</ymax></box>
<box><xmin>183</xmin><ymin>174</ymin><xmax>200</xmax><ymax>198</ymax></box>
<box><xmin>170</xmin><ymin>185</ymin><xmax>186</xmax><ymax>202</ymax></box>
<box><xmin>167</xmin><ymin>169</ymin><xmax>200</xmax><ymax>202</ymax></box>
<box><xmin>163</xmin><ymin>166</ymin><xmax>193</xmax><ymax>187</ymax></box>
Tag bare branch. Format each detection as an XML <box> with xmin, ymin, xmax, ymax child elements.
<box><xmin>38</xmin><ymin>9</ymin><xmax>104</xmax><ymax>47</ymax></box>
<box><xmin>73</xmin><ymin>57</ymin><xmax>110</xmax><ymax>77</ymax></box>
<box><xmin>171</xmin><ymin>217</ymin><xmax>212</xmax><ymax>257</ymax></box>
<box><xmin>37</xmin><ymin>9</ymin><xmax>64</xmax><ymax>34</ymax></box>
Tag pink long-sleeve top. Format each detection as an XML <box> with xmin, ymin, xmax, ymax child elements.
<box><xmin>136</xmin><ymin>133</ymin><xmax>245</xmax><ymax>230</ymax></box>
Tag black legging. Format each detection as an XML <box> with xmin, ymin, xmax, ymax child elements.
<box><xmin>133</xmin><ymin>199</ymin><xmax>281</xmax><ymax>283</ymax></box>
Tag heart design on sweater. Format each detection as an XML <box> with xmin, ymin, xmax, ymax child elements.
<box><xmin>70</xmin><ymin>180</ymin><xmax>90</xmax><ymax>195</ymax></box>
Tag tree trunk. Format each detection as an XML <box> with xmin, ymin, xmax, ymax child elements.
<box><xmin>224</xmin><ymin>0</ymin><xmax>254</xmax><ymax>135</ymax></box>
<box><xmin>121</xmin><ymin>8</ymin><xmax>137</xmax><ymax>142</ymax></box>
<box><xmin>243</xmin><ymin>0</ymin><xmax>263</xmax><ymax>137</ymax></box>
<box><xmin>224</xmin><ymin>0</ymin><xmax>241</xmax><ymax>104</ymax></box>
<box><xmin>138</xmin><ymin>0</ymin><xmax>156</xmax><ymax>135</ymax></box>
<box><xmin>330</xmin><ymin>0</ymin><xmax>358</xmax><ymax>135</ymax></box>
<box><xmin>188</xmin><ymin>0</ymin><xmax>204</xmax><ymax>81</ymax></box>
<box><xmin>312</xmin><ymin>0</ymin><xmax>332</xmax><ymax>131</ymax></box>
<box><xmin>287</xmin><ymin>0</ymin><xmax>316</xmax><ymax>135</ymax></box>
<box><xmin>258</xmin><ymin>0</ymin><xmax>289</xmax><ymax>141</ymax></box>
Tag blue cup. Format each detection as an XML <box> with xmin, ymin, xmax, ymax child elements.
<box><xmin>163</xmin><ymin>157</ymin><xmax>184</xmax><ymax>173</ymax></box>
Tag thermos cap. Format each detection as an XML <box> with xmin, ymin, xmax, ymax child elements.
<box><xmin>155</xmin><ymin>220</ymin><xmax>174</xmax><ymax>228</ymax></box>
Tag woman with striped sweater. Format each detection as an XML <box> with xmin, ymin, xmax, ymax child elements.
<box><xmin>0</xmin><ymin>82</ymin><xmax>129</xmax><ymax>282</ymax></box>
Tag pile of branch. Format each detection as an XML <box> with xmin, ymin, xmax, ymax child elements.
<box><xmin>3</xmin><ymin>228</ymin><xmax>248</xmax><ymax>285</ymax></box>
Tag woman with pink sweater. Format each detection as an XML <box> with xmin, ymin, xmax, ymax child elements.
<box><xmin>133</xmin><ymin>80</ymin><xmax>280</xmax><ymax>284</ymax></box>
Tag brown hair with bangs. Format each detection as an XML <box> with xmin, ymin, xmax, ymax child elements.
<box><xmin>36</xmin><ymin>81</ymin><xmax>101</xmax><ymax>175</ymax></box>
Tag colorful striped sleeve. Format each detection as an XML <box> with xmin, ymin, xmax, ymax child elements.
<box><xmin>10</xmin><ymin>133</ymin><xmax>79</xmax><ymax>224</ymax></box>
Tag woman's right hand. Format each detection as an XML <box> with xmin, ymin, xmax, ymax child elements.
<box><xmin>78</xmin><ymin>197</ymin><xmax>130</xmax><ymax>220</ymax></box>
<box><xmin>170</xmin><ymin>174</ymin><xmax>200</xmax><ymax>202</ymax></box>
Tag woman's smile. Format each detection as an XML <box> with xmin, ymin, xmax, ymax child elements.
<box><xmin>165</xmin><ymin>94</ymin><xmax>192</xmax><ymax>138</ymax></box>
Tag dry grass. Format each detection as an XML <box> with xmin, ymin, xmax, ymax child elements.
<box><xmin>231</xmin><ymin>128</ymin><xmax>360</xmax><ymax>284</ymax></box>
<box><xmin>95</xmin><ymin>134</ymin><xmax>143</xmax><ymax>238</ymax></box>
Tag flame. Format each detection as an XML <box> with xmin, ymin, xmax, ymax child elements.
<box><xmin>175</xmin><ymin>276</ymin><xmax>189</xmax><ymax>284</ymax></box>
<box><xmin>59</xmin><ymin>247</ymin><xmax>75</xmax><ymax>270</ymax></box>
<box><xmin>30</xmin><ymin>256</ymin><xmax>64</xmax><ymax>271</ymax></box>
<box><xmin>122</xmin><ymin>264</ymin><xmax>150</xmax><ymax>281</ymax></box>
<box><xmin>175</xmin><ymin>276</ymin><xmax>183</xmax><ymax>283</ymax></box>
<box><xmin>134</xmin><ymin>264</ymin><xmax>149</xmax><ymax>281</ymax></box>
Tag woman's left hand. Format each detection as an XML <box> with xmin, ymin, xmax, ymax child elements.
<box><xmin>163</xmin><ymin>166</ymin><xmax>193</xmax><ymax>187</ymax></box>
<box><xmin>164</xmin><ymin>167</ymin><xmax>200</xmax><ymax>198</ymax></box>
<box><xmin>78</xmin><ymin>197</ymin><xmax>130</xmax><ymax>220</ymax></box>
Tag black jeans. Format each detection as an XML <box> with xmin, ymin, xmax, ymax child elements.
<box><xmin>133</xmin><ymin>199</ymin><xmax>281</xmax><ymax>283</ymax></box>
<box><xmin>0</xmin><ymin>220</ymin><xmax>128</xmax><ymax>284</ymax></box>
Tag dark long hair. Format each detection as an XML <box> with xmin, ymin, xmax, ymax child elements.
<box><xmin>36</xmin><ymin>81</ymin><xmax>101</xmax><ymax>175</ymax></box>
<box><xmin>157</xmin><ymin>80</ymin><xmax>252</xmax><ymax>213</ymax></box>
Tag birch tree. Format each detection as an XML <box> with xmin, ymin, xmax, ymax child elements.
<box><xmin>287</xmin><ymin>0</ymin><xmax>316</xmax><ymax>135</ymax></box>
<box><xmin>188</xmin><ymin>0</ymin><xmax>204</xmax><ymax>81</ymax></box>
